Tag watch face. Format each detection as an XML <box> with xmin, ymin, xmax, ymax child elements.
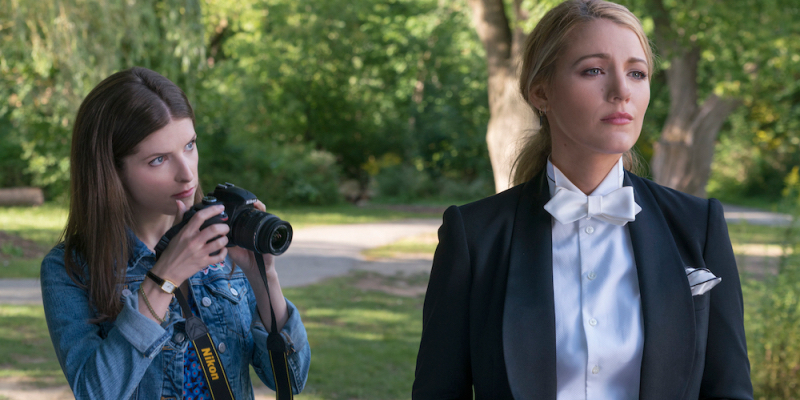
<box><xmin>162</xmin><ymin>281</ymin><xmax>176</xmax><ymax>293</ymax></box>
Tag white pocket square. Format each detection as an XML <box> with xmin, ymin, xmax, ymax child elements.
<box><xmin>685</xmin><ymin>267</ymin><xmax>722</xmax><ymax>296</ymax></box>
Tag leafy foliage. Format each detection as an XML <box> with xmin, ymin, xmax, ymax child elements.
<box><xmin>744</xmin><ymin>169</ymin><xmax>800</xmax><ymax>397</ymax></box>
<box><xmin>1</xmin><ymin>0</ymin><xmax>492</xmax><ymax>204</ymax></box>
<box><xmin>0</xmin><ymin>0</ymin><xmax>797</xmax><ymax>206</ymax></box>
<box><xmin>0</xmin><ymin>0</ymin><xmax>207</xmax><ymax>198</ymax></box>
<box><xmin>617</xmin><ymin>0</ymin><xmax>800</xmax><ymax>200</ymax></box>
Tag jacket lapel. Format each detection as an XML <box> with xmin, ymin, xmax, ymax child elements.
<box><xmin>626</xmin><ymin>173</ymin><xmax>696</xmax><ymax>399</ymax></box>
<box><xmin>503</xmin><ymin>172</ymin><xmax>558</xmax><ymax>399</ymax></box>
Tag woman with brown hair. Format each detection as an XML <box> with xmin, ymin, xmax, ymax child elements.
<box><xmin>41</xmin><ymin>67</ymin><xmax>309</xmax><ymax>399</ymax></box>
<box><xmin>412</xmin><ymin>1</ymin><xmax>752</xmax><ymax>398</ymax></box>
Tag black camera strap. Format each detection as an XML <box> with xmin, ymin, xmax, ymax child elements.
<box><xmin>174</xmin><ymin>288</ymin><xmax>235</xmax><ymax>400</ymax></box>
<box><xmin>255</xmin><ymin>254</ymin><xmax>294</xmax><ymax>400</ymax></box>
<box><xmin>155</xmin><ymin>240</ymin><xmax>293</xmax><ymax>399</ymax></box>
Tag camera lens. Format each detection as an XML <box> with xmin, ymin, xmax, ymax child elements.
<box><xmin>229</xmin><ymin>208</ymin><xmax>293</xmax><ymax>255</ymax></box>
<box><xmin>271</xmin><ymin>225</ymin><xmax>289</xmax><ymax>250</ymax></box>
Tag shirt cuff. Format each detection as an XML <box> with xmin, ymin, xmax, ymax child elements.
<box><xmin>114</xmin><ymin>290</ymin><xmax>172</xmax><ymax>358</ymax></box>
<box><xmin>252</xmin><ymin>298</ymin><xmax>307</xmax><ymax>355</ymax></box>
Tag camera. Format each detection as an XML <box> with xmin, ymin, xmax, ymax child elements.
<box><xmin>157</xmin><ymin>183</ymin><xmax>293</xmax><ymax>256</ymax></box>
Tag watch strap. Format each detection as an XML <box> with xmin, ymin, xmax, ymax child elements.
<box><xmin>146</xmin><ymin>271</ymin><xmax>177</xmax><ymax>294</ymax></box>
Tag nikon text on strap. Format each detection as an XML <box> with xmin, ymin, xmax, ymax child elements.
<box><xmin>155</xmin><ymin>237</ymin><xmax>293</xmax><ymax>400</ymax></box>
<box><xmin>174</xmin><ymin>288</ymin><xmax>235</xmax><ymax>400</ymax></box>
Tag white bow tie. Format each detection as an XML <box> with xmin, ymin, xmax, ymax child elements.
<box><xmin>544</xmin><ymin>186</ymin><xmax>642</xmax><ymax>226</ymax></box>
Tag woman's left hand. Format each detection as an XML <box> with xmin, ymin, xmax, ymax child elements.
<box><xmin>227</xmin><ymin>200</ymin><xmax>276</xmax><ymax>275</ymax></box>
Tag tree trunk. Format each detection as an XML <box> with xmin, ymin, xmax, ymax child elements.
<box><xmin>648</xmin><ymin>0</ymin><xmax>741</xmax><ymax>197</ymax></box>
<box><xmin>485</xmin><ymin>73</ymin><xmax>536</xmax><ymax>192</ymax></box>
<box><xmin>649</xmin><ymin>51</ymin><xmax>741</xmax><ymax>197</ymax></box>
<box><xmin>0</xmin><ymin>187</ymin><xmax>44</xmax><ymax>206</ymax></box>
<box><xmin>469</xmin><ymin>0</ymin><xmax>536</xmax><ymax>193</ymax></box>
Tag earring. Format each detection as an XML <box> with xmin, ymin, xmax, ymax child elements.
<box><xmin>538</xmin><ymin>106</ymin><xmax>547</xmax><ymax>127</ymax></box>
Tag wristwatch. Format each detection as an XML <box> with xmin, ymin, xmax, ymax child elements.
<box><xmin>146</xmin><ymin>271</ymin><xmax>177</xmax><ymax>294</ymax></box>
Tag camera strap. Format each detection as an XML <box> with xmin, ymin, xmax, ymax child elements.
<box><xmin>255</xmin><ymin>254</ymin><xmax>294</xmax><ymax>400</ymax></box>
<box><xmin>174</xmin><ymin>288</ymin><xmax>235</xmax><ymax>400</ymax></box>
<box><xmin>155</xmin><ymin>232</ymin><xmax>293</xmax><ymax>399</ymax></box>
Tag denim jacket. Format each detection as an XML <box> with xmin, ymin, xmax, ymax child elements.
<box><xmin>40</xmin><ymin>235</ymin><xmax>310</xmax><ymax>399</ymax></box>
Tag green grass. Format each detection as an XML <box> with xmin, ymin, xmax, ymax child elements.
<box><xmin>362</xmin><ymin>233</ymin><xmax>438</xmax><ymax>260</ymax></box>
<box><xmin>727</xmin><ymin>221</ymin><xmax>791</xmax><ymax>246</ymax></box>
<box><xmin>0</xmin><ymin>305</ymin><xmax>66</xmax><ymax>386</ymax></box>
<box><xmin>1</xmin><ymin>257</ymin><xmax>798</xmax><ymax>397</ymax></box>
<box><xmin>272</xmin><ymin>204</ymin><xmax>439</xmax><ymax>229</ymax></box>
<box><xmin>278</xmin><ymin>272</ymin><xmax>424</xmax><ymax>400</ymax></box>
<box><xmin>0</xmin><ymin>259</ymin><xmax>42</xmax><ymax>279</ymax></box>
<box><xmin>0</xmin><ymin>204</ymin><xmax>68</xmax><ymax>247</ymax></box>
<box><xmin>0</xmin><ymin>272</ymin><xmax>425</xmax><ymax>399</ymax></box>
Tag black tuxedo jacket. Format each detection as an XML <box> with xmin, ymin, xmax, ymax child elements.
<box><xmin>412</xmin><ymin>171</ymin><xmax>753</xmax><ymax>400</ymax></box>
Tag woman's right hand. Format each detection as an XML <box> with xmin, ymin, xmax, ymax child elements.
<box><xmin>148</xmin><ymin>200</ymin><xmax>231</xmax><ymax>284</ymax></box>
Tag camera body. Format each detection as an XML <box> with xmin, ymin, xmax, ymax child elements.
<box><xmin>158</xmin><ymin>183</ymin><xmax>293</xmax><ymax>256</ymax></box>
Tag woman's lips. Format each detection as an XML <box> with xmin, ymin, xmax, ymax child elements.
<box><xmin>601</xmin><ymin>112</ymin><xmax>634</xmax><ymax>125</ymax></box>
<box><xmin>172</xmin><ymin>187</ymin><xmax>195</xmax><ymax>199</ymax></box>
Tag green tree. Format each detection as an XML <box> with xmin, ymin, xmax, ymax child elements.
<box><xmin>468</xmin><ymin>0</ymin><xmax>799</xmax><ymax>198</ymax></box>
<box><xmin>627</xmin><ymin>0</ymin><xmax>800</xmax><ymax>197</ymax></box>
<box><xmin>197</xmin><ymin>0</ymin><xmax>492</xmax><ymax>197</ymax></box>
<box><xmin>0</xmin><ymin>0</ymin><xmax>206</xmax><ymax>198</ymax></box>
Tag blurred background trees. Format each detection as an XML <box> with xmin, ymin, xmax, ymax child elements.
<box><xmin>0</xmin><ymin>0</ymin><xmax>798</xmax><ymax>208</ymax></box>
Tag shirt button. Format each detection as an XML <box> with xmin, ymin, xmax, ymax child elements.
<box><xmin>589</xmin><ymin>318</ymin><xmax>598</xmax><ymax>326</ymax></box>
<box><xmin>230</xmin><ymin>288</ymin><xmax>239</xmax><ymax>296</ymax></box>
<box><xmin>174</xmin><ymin>332</ymin><xmax>185</xmax><ymax>343</ymax></box>
<box><xmin>592</xmin><ymin>365</ymin><xmax>600</xmax><ymax>374</ymax></box>
<box><xmin>201</xmin><ymin>297</ymin><xmax>212</xmax><ymax>307</ymax></box>
<box><xmin>218</xmin><ymin>342</ymin><xmax>227</xmax><ymax>354</ymax></box>
<box><xmin>121</xmin><ymin>288</ymin><xmax>132</xmax><ymax>297</ymax></box>
<box><xmin>587</xmin><ymin>271</ymin><xmax>597</xmax><ymax>280</ymax></box>
<box><xmin>585</xmin><ymin>226</ymin><xmax>595</xmax><ymax>234</ymax></box>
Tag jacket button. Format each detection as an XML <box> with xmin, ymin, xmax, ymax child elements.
<box><xmin>174</xmin><ymin>333</ymin><xmax>185</xmax><ymax>343</ymax></box>
<box><xmin>218</xmin><ymin>342</ymin><xmax>227</xmax><ymax>353</ymax></box>
<box><xmin>202</xmin><ymin>297</ymin><xmax>212</xmax><ymax>307</ymax></box>
<box><xmin>122</xmin><ymin>288</ymin><xmax>132</xmax><ymax>297</ymax></box>
<box><xmin>230</xmin><ymin>288</ymin><xmax>238</xmax><ymax>296</ymax></box>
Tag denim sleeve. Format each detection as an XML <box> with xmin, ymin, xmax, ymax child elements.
<box><xmin>41</xmin><ymin>246</ymin><xmax>173</xmax><ymax>399</ymax></box>
<box><xmin>250</xmin><ymin>298</ymin><xmax>310</xmax><ymax>394</ymax></box>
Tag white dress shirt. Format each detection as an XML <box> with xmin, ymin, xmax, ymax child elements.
<box><xmin>546</xmin><ymin>157</ymin><xmax>644</xmax><ymax>400</ymax></box>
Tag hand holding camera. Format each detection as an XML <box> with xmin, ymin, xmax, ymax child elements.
<box><xmin>150</xmin><ymin>202</ymin><xmax>231</xmax><ymax>286</ymax></box>
<box><xmin>153</xmin><ymin>183</ymin><xmax>293</xmax><ymax>282</ymax></box>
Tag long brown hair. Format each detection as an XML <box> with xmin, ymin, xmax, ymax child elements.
<box><xmin>513</xmin><ymin>0</ymin><xmax>653</xmax><ymax>186</ymax></box>
<box><xmin>62</xmin><ymin>67</ymin><xmax>202</xmax><ymax>322</ymax></box>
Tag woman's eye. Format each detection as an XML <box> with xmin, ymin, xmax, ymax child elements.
<box><xmin>583</xmin><ymin>68</ymin><xmax>602</xmax><ymax>76</ymax></box>
<box><xmin>185</xmin><ymin>140</ymin><xmax>195</xmax><ymax>151</ymax></box>
<box><xmin>630</xmin><ymin>70</ymin><xmax>648</xmax><ymax>80</ymax></box>
<box><xmin>149</xmin><ymin>156</ymin><xmax>164</xmax><ymax>166</ymax></box>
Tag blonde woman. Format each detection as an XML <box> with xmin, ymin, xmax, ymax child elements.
<box><xmin>413</xmin><ymin>1</ymin><xmax>752</xmax><ymax>399</ymax></box>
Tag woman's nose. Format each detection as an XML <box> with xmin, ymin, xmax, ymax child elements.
<box><xmin>607</xmin><ymin>71</ymin><xmax>631</xmax><ymax>103</ymax></box>
<box><xmin>175</xmin><ymin>156</ymin><xmax>195</xmax><ymax>182</ymax></box>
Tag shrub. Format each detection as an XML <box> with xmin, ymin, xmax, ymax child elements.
<box><xmin>745</xmin><ymin>168</ymin><xmax>800</xmax><ymax>398</ymax></box>
<box><xmin>372</xmin><ymin>163</ymin><xmax>493</xmax><ymax>203</ymax></box>
<box><xmin>745</xmin><ymin>257</ymin><xmax>800</xmax><ymax>399</ymax></box>
<box><xmin>373</xmin><ymin>164</ymin><xmax>437</xmax><ymax>202</ymax></box>
<box><xmin>201</xmin><ymin>140</ymin><xmax>342</xmax><ymax>206</ymax></box>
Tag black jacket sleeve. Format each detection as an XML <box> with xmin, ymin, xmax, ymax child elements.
<box><xmin>699</xmin><ymin>198</ymin><xmax>754</xmax><ymax>399</ymax></box>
